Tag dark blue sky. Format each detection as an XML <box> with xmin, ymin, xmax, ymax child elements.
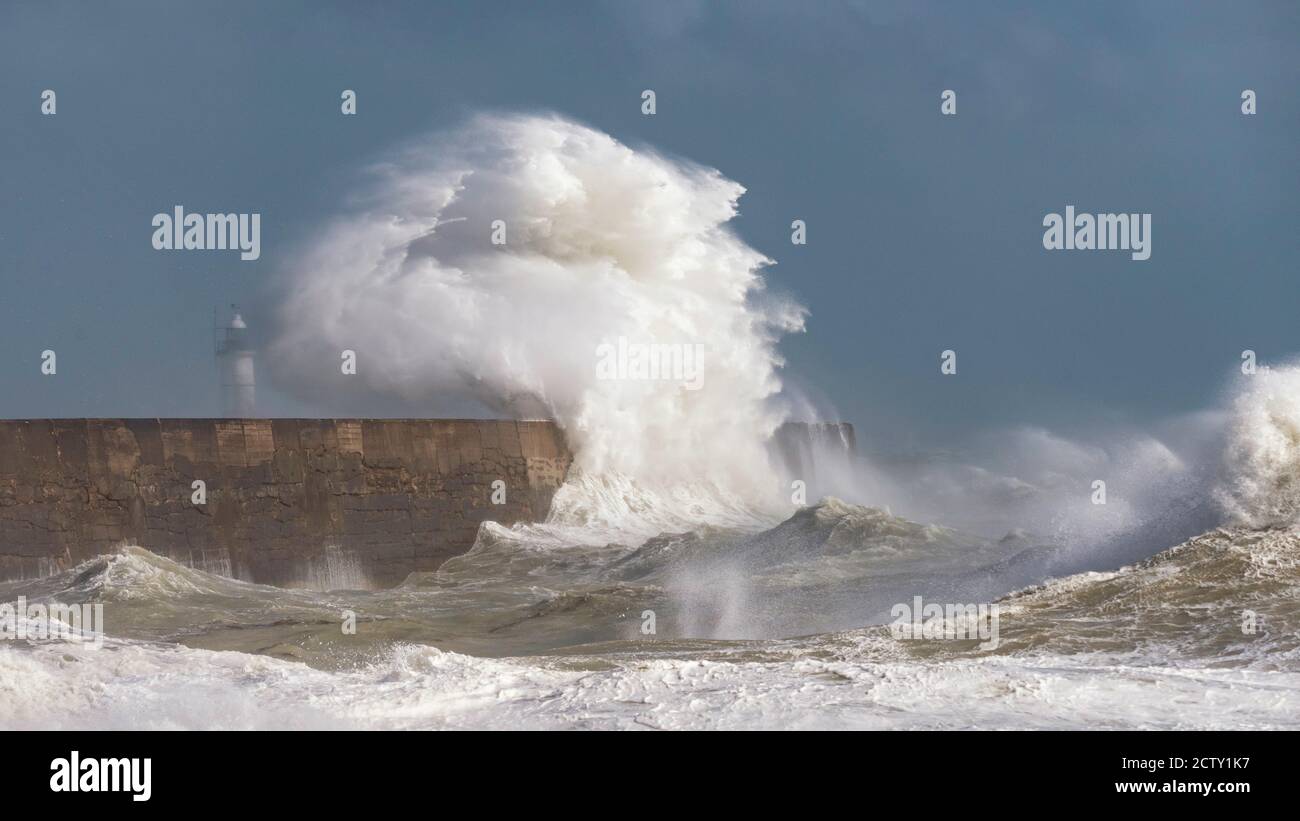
<box><xmin>1</xmin><ymin>0</ymin><xmax>1296</xmax><ymax>449</ymax></box>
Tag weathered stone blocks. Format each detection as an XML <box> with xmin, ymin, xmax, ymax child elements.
<box><xmin>0</xmin><ymin>419</ymin><xmax>572</xmax><ymax>587</ymax></box>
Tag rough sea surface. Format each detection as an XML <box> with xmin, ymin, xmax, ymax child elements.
<box><xmin>3</xmin><ymin>490</ymin><xmax>1297</xmax><ymax>730</ymax></box>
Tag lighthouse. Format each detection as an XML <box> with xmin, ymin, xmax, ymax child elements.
<box><xmin>215</xmin><ymin>307</ymin><xmax>256</xmax><ymax>417</ymax></box>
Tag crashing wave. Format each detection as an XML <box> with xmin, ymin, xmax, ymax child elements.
<box><xmin>1216</xmin><ymin>365</ymin><xmax>1300</xmax><ymax>529</ymax></box>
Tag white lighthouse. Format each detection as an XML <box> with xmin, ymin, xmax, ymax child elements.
<box><xmin>215</xmin><ymin>306</ymin><xmax>256</xmax><ymax>417</ymax></box>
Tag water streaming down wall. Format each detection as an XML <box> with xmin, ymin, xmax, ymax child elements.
<box><xmin>174</xmin><ymin>547</ymin><xmax>235</xmax><ymax>579</ymax></box>
<box><xmin>299</xmin><ymin>545</ymin><xmax>368</xmax><ymax>591</ymax></box>
<box><xmin>769</xmin><ymin>422</ymin><xmax>859</xmax><ymax>501</ymax></box>
<box><xmin>1</xmin><ymin>555</ymin><xmax>61</xmax><ymax>582</ymax></box>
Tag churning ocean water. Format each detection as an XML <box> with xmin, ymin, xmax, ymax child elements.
<box><xmin>2</xmin><ymin>469</ymin><xmax>1299</xmax><ymax>730</ymax></box>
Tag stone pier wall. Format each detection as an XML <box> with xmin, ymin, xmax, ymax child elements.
<box><xmin>0</xmin><ymin>419</ymin><xmax>571</xmax><ymax>587</ymax></box>
<box><xmin>0</xmin><ymin>418</ymin><xmax>856</xmax><ymax>588</ymax></box>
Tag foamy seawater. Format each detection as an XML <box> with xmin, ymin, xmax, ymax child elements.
<box><xmin>4</xmin><ymin>487</ymin><xmax>1299</xmax><ymax>730</ymax></box>
<box><xmin>6</xmin><ymin>637</ymin><xmax>1299</xmax><ymax>731</ymax></box>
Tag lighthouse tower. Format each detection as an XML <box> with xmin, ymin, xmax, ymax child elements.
<box><xmin>215</xmin><ymin>307</ymin><xmax>256</xmax><ymax>417</ymax></box>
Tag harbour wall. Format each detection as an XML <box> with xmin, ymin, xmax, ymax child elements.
<box><xmin>0</xmin><ymin>419</ymin><xmax>570</xmax><ymax>587</ymax></box>
<box><xmin>0</xmin><ymin>418</ymin><xmax>855</xmax><ymax>587</ymax></box>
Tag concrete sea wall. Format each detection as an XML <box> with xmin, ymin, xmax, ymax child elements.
<box><xmin>0</xmin><ymin>419</ymin><xmax>570</xmax><ymax>587</ymax></box>
<box><xmin>0</xmin><ymin>418</ymin><xmax>856</xmax><ymax>588</ymax></box>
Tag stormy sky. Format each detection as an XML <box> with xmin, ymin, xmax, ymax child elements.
<box><xmin>1</xmin><ymin>0</ymin><xmax>1296</xmax><ymax>454</ymax></box>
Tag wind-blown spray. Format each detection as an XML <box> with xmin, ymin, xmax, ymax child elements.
<box><xmin>1217</xmin><ymin>365</ymin><xmax>1300</xmax><ymax>529</ymax></box>
<box><xmin>272</xmin><ymin>113</ymin><xmax>805</xmax><ymax>514</ymax></box>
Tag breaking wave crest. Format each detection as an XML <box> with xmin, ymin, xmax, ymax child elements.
<box><xmin>1216</xmin><ymin>365</ymin><xmax>1300</xmax><ymax>529</ymax></box>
